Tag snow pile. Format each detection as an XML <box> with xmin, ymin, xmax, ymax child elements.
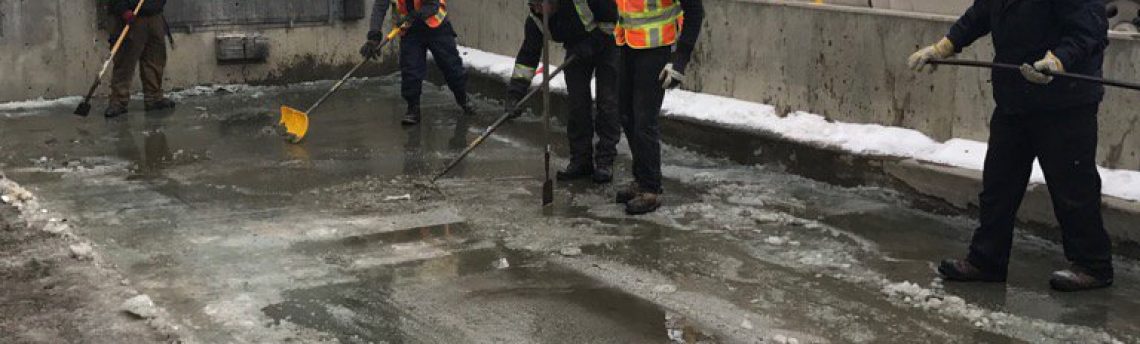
<box><xmin>456</xmin><ymin>46</ymin><xmax>1140</xmax><ymax>202</ymax></box>
<box><xmin>122</xmin><ymin>295</ymin><xmax>159</xmax><ymax>319</ymax></box>
<box><xmin>0</xmin><ymin>96</ymin><xmax>83</xmax><ymax>117</ymax></box>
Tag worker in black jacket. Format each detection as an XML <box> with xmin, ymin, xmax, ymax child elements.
<box><xmin>362</xmin><ymin>0</ymin><xmax>476</xmax><ymax>125</ymax></box>
<box><xmin>105</xmin><ymin>0</ymin><xmax>173</xmax><ymax>118</ymax></box>
<box><xmin>909</xmin><ymin>0</ymin><xmax>1113</xmax><ymax>292</ymax></box>
<box><xmin>508</xmin><ymin>0</ymin><xmax>620</xmax><ymax>184</ymax></box>
<box><xmin>613</xmin><ymin>0</ymin><xmax>703</xmax><ymax>215</ymax></box>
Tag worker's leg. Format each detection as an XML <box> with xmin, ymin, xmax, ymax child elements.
<box><xmin>108</xmin><ymin>19</ymin><xmax>151</xmax><ymax>111</ymax></box>
<box><xmin>592</xmin><ymin>43</ymin><xmax>622</xmax><ymax>173</ymax></box>
<box><xmin>1032</xmin><ymin>103</ymin><xmax>1113</xmax><ymax>281</ymax></box>
<box><xmin>966</xmin><ymin>110</ymin><xmax>1037</xmax><ymax>278</ymax></box>
<box><xmin>562</xmin><ymin>51</ymin><xmax>598</xmax><ymax>173</ymax></box>
<box><xmin>399</xmin><ymin>36</ymin><xmax>429</xmax><ymax>107</ymax></box>
<box><xmin>138</xmin><ymin>16</ymin><xmax>169</xmax><ymax>106</ymax></box>
<box><xmin>426</xmin><ymin>33</ymin><xmax>470</xmax><ymax>106</ymax></box>
<box><xmin>626</xmin><ymin>46</ymin><xmax>670</xmax><ymax>195</ymax></box>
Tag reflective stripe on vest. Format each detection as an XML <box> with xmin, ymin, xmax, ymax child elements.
<box><xmin>571</xmin><ymin>0</ymin><xmax>597</xmax><ymax>32</ymax></box>
<box><xmin>392</xmin><ymin>0</ymin><xmax>448</xmax><ymax>28</ymax></box>
<box><xmin>615</xmin><ymin>0</ymin><xmax>683</xmax><ymax>49</ymax></box>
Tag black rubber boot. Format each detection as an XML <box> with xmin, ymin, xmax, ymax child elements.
<box><xmin>402</xmin><ymin>104</ymin><xmax>422</xmax><ymax>126</ymax></box>
<box><xmin>625</xmin><ymin>193</ymin><xmax>661</xmax><ymax>215</ymax></box>
<box><xmin>144</xmin><ymin>98</ymin><xmax>176</xmax><ymax>111</ymax></box>
<box><xmin>556</xmin><ymin>163</ymin><xmax>594</xmax><ymax>181</ymax></box>
<box><xmin>593</xmin><ymin>166</ymin><xmax>613</xmax><ymax>184</ymax></box>
<box><xmin>938</xmin><ymin>259</ymin><xmax>1006</xmax><ymax>282</ymax></box>
<box><xmin>1050</xmin><ymin>266</ymin><xmax>1113</xmax><ymax>292</ymax></box>
<box><xmin>615</xmin><ymin>183</ymin><xmax>639</xmax><ymax>204</ymax></box>
<box><xmin>104</xmin><ymin>104</ymin><xmax>129</xmax><ymax>118</ymax></box>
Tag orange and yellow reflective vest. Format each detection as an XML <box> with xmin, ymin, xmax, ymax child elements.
<box><xmin>615</xmin><ymin>0</ymin><xmax>683</xmax><ymax>49</ymax></box>
<box><xmin>392</xmin><ymin>0</ymin><xmax>448</xmax><ymax>29</ymax></box>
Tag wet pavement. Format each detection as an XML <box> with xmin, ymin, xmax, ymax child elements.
<box><xmin>1</xmin><ymin>76</ymin><xmax>1139</xmax><ymax>343</ymax></box>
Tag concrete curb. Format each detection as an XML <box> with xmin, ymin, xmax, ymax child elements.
<box><xmin>462</xmin><ymin>70</ymin><xmax>1140</xmax><ymax>259</ymax></box>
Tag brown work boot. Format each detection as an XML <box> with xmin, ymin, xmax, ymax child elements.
<box><xmin>938</xmin><ymin>259</ymin><xmax>1006</xmax><ymax>282</ymax></box>
<box><xmin>615</xmin><ymin>183</ymin><xmax>639</xmax><ymax>204</ymax></box>
<box><xmin>104</xmin><ymin>104</ymin><xmax>129</xmax><ymax>118</ymax></box>
<box><xmin>625</xmin><ymin>193</ymin><xmax>661</xmax><ymax>215</ymax></box>
<box><xmin>1050</xmin><ymin>266</ymin><xmax>1113</xmax><ymax>292</ymax></box>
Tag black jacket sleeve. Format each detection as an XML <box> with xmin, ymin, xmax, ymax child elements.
<box><xmin>368</xmin><ymin>0</ymin><xmax>392</xmax><ymax>40</ymax></box>
<box><xmin>1051</xmin><ymin>0</ymin><xmax>1108</xmax><ymax>68</ymax></box>
<box><xmin>591</xmin><ymin>0</ymin><xmax>617</xmax><ymax>24</ymax></box>
<box><xmin>672</xmin><ymin>0</ymin><xmax>704</xmax><ymax>73</ymax></box>
<box><xmin>509</xmin><ymin>16</ymin><xmax>545</xmax><ymax>98</ymax></box>
<box><xmin>945</xmin><ymin>0</ymin><xmax>992</xmax><ymax>51</ymax></box>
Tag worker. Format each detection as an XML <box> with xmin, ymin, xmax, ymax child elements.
<box><xmin>613</xmin><ymin>0</ymin><xmax>703</xmax><ymax>215</ymax></box>
<box><xmin>361</xmin><ymin>0</ymin><xmax>476</xmax><ymax>126</ymax></box>
<box><xmin>909</xmin><ymin>0</ymin><xmax>1113</xmax><ymax>291</ymax></box>
<box><xmin>105</xmin><ymin>0</ymin><xmax>174</xmax><ymax>118</ymax></box>
<box><xmin>507</xmin><ymin>0</ymin><xmax>620</xmax><ymax>184</ymax></box>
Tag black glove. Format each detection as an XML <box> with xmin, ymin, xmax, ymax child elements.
<box><xmin>504</xmin><ymin>81</ymin><xmax>529</xmax><ymax>119</ymax></box>
<box><xmin>360</xmin><ymin>40</ymin><xmax>382</xmax><ymax>59</ymax></box>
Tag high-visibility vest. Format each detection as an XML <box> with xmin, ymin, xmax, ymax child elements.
<box><xmin>615</xmin><ymin>0</ymin><xmax>683</xmax><ymax>49</ymax></box>
<box><xmin>392</xmin><ymin>0</ymin><xmax>448</xmax><ymax>29</ymax></box>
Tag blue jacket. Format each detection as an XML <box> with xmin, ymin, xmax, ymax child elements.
<box><xmin>947</xmin><ymin>0</ymin><xmax>1108</xmax><ymax>112</ymax></box>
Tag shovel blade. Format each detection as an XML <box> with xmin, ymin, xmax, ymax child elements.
<box><xmin>280</xmin><ymin>106</ymin><xmax>310</xmax><ymax>144</ymax></box>
<box><xmin>542</xmin><ymin>180</ymin><xmax>554</xmax><ymax>206</ymax></box>
<box><xmin>73</xmin><ymin>102</ymin><xmax>92</xmax><ymax>117</ymax></box>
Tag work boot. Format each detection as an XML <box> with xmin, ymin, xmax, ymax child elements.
<box><xmin>460</xmin><ymin>100</ymin><xmax>478</xmax><ymax>117</ymax></box>
<box><xmin>1050</xmin><ymin>265</ymin><xmax>1113</xmax><ymax>292</ymax></box>
<box><xmin>144</xmin><ymin>98</ymin><xmax>176</xmax><ymax>111</ymax></box>
<box><xmin>556</xmin><ymin>163</ymin><xmax>594</xmax><ymax>181</ymax></box>
<box><xmin>593</xmin><ymin>165</ymin><xmax>613</xmax><ymax>184</ymax></box>
<box><xmin>104</xmin><ymin>104</ymin><xmax>128</xmax><ymax>118</ymax></box>
<box><xmin>938</xmin><ymin>259</ymin><xmax>1006</xmax><ymax>282</ymax></box>
<box><xmin>402</xmin><ymin>104</ymin><xmax>422</xmax><ymax>126</ymax></box>
<box><xmin>615</xmin><ymin>183</ymin><xmax>639</xmax><ymax>204</ymax></box>
<box><xmin>625</xmin><ymin>192</ymin><xmax>661</xmax><ymax>215</ymax></box>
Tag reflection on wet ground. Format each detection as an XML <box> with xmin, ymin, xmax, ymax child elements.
<box><xmin>0</xmin><ymin>76</ymin><xmax>1137</xmax><ymax>343</ymax></box>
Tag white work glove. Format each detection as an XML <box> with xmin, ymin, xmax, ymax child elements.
<box><xmin>907</xmin><ymin>38</ymin><xmax>956</xmax><ymax>73</ymax></box>
<box><xmin>659</xmin><ymin>63</ymin><xmax>684</xmax><ymax>89</ymax></box>
<box><xmin>1020</xmin><ymin>51</ymin><xmax>1064</xmax><ymax>85</ymax></box>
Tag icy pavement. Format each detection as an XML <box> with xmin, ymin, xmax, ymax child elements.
<box><xmin>1</xmin><ymin>76</ymin><xmax>1138</xmax><ymax>343</ymax></box>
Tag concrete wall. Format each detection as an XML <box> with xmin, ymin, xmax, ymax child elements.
<box><xmin>448</xmin><ymin>0</ymin><xmax>1140</xmax><ymax>171</ymax></box>
<box><xmin>0</xmin><ymin>0</ymin><xmax>394</xmax><ymax>102</ymax></box>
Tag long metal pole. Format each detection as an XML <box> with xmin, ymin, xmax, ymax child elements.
<box><xmin>928</xmin><ymin>58</ymin><xmax>1140</xmax><ymax>91</ymax></box>
<box><xmin>540</xmin><ymin>1</ymin><xmax>554</xmax><ymax>206</ymax></box>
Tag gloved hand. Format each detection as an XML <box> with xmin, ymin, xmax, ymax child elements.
<box><xmin>658</xmin><ymin>63</ymin><xmax>684</xmax><ymax>89</ymax></box>
<box><xmin>121</xmin><ymin>10</ymin><xmax>137</xmax><ymax>24</ymax></box>
<box><xmin>360</xmin><ymin>40</ymin><xmax>382</xmax><ymax>59</ymax></box>
<box><xmin>1020</xmin><ymin>51</ymin><xmax>1064</xmax><ymax>85</ymax></box>
<box><xmin>907</xmin><ymin>37</ymin><xmax>956</xmax><ymax>73</ymax></box>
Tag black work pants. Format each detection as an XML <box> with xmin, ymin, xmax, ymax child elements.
<box><xmin>564</xmin><ymin>44</ymin><xmax>621</xmax><ymax>169</ymax></box>
<box><xmin>967</xmin><ymin>103</ymin><xmax>1113</xmax><ymax>280</ymax></box>
<box><xmin>399</xmin><ymin>32</ymin><xmax>468</xmax><ymax>107</ymax></box>
<box><xmin>618</xmin><ymin>46</ymin><xmax>670</xmax><ymax>194</ymax></box>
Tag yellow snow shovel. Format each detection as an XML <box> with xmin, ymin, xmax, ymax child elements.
<box><xmin>279</xmin><ymin>24</ymin><xmax>406</xmax><ymax>144</ymax></box>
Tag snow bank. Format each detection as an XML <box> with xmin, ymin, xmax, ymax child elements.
<box><xmin>457</xmin><ymin>46</ymin><xmax>1140</xmax><ymax>202</ymax></box>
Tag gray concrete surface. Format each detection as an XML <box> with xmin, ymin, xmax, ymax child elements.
<box><xmin>0</xmin><ymin>0</ymin><xmax>396</xmax><ymax>101</ymax></box>
<box><xmin>1</xmin><ymin>72</ymin><xmax>1140</xmax><ymax>343</ymax></box>
<box><xmin>448</xmin><ymin>0</ymin><xmax>1140</xmax><ymax>170</ymax></box>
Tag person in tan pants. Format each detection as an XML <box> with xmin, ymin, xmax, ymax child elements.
<box><xmin>105</xmin><ymin>0</ymin><xmax>173</xmax><ymax>118</ymax></box>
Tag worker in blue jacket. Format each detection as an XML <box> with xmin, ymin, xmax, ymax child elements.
<box><xmin>909</xmin><ymin>0</ymin><xmax>1113</xmax><ymax>292</ymax></box>
<box><xmin>362</xmin><ymin>0</ymin><xmax>476</xmax><ymax>125</ymax></box>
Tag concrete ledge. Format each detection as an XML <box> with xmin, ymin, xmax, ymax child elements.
<box><xmin>462</xmin><ymin>69</ymin><xmax>1140</xmax><ymax>259</ymax></box>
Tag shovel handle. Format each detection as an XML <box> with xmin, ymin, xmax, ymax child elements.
<box><xmin>304</xmin><ymin>24</ymin><xmax>406</xmax><ymax>114</ymax></box>
<box><xmin>928</xmin><ymin>58</ymin><xmax>1140</xmax><ymax>92</ymax></box>
<box><xmin>430</xmin><ymin>56</ymin><xmax>578</xmax><ymax>182</ymax></box>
